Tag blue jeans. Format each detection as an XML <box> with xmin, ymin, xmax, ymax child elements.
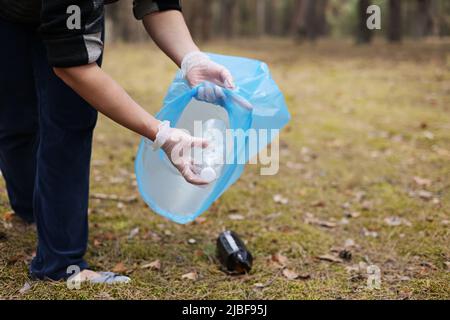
<box><xmin>0</xmin><ymin>18</ymin><xmax>102</xmax><ymax>280</ymax></box>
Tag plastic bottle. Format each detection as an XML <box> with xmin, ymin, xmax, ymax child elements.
<box><xmin>197</xmin><ymin>119</ymin><xmax>227</xmax><ymax>183</ymax></box>
<box><xmin>216</xmin><ymin>230</ymin><xmax>253</xmax><ymax>274</ymax></box>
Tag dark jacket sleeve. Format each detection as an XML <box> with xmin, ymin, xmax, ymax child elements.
<box><xmin>133</xmin><ymin>0</ymin><xmax>181</xmax><ymax>20</ymax></box>
<box><xmin>40</xmin><ymin>0</ymin><xmax>104</xmax><ymax>68</ymax></box>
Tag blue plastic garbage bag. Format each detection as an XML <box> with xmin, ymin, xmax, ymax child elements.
<box><xmin>135</xmin><ymin>53</ymin><xmax>290</xmax><ymax>224</ymax></box>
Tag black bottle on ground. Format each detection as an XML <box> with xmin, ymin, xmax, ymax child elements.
<box><xmin>216</xmin><ymin>230</ymin><xmax>253</xmax><ymax>274</ymax></box>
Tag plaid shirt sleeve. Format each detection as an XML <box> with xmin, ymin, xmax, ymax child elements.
<box><xmin>133</xmin><ymin>0</ymin><xmax>182</xmax><ymax>20</ymax></box>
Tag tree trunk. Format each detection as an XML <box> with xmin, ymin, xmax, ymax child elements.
<box><xmin>256</xmin><ymin>0</ymin><xmax>267</xmax><ymax>36</ymax></box>
<box><xmin>388</xmin><ymin>0</ymin><xmax>402</xmax><ymax>42</ymax></box>
<box><xmin>106</xmin><ymin>1</ymin><xmax>147</xmax><ymax>42</ymax></box>
<box><xmin>220</xmin><ymin>0</ymin><xmax>237</xmax><ymax>38</ymax></box>
<box><xmin>414</xmin><ymin>0</ymin><xmax>433</xmax><ymax>38</ymax></box>
<box><xmin>200</xmin><ymin>0</ymin><xmax>213</xmax><ymax>41</ymax></box>
<box><xmin>302</xmin><ymin>0</ymin><xmax>328</xmax><ymax>41</ymax></box>
<box><xmin>356</xmin><ymin>0</ymin><xmax>373</xmax><ymax>44</ymax></box>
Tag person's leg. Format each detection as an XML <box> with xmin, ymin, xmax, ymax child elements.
<box><xmin>29</xmin><ymin>33</ymin><xmax>100</xmax><ymax>281</ymax></box>
<box><xmin>0</xmin><ymin>19</ymin><xmax>38</xmax><ymax>224</ymax></box>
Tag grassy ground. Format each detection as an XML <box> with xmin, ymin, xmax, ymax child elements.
<box><xmin>1</xmin><ymin>39</ymin><xmax>449</xmax><ymax>300</ymax></box>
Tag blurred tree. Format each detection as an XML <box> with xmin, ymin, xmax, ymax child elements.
<box><xmin>103</xmin><ymin>0</ymin><xmax>450</xmax><ymax>43</ymax></box>
<box><xmin>221</xmin><ymin>0</ymin><xmax>238</xmax><ymax>38</ymax></box>
<box><xmin>289</xmin><ymin>0</ymin><xmax>306</xmax><ymax>36</ymax></box>
<box><xmin>388</xmin><ymin>0</ymin><xmax>402</xmax><ymax>42</ymax></box>
<box><xmin>294</xmin><ymin>0</ymin><xmax>328</xmax><ymax>41</ymax></box>
<box><xmin>256</xmin><ymin>0</ymin><xmax>267</xmax><ymax>36</ymax></box>
<box><xmin>356</xmin><ymin>0</ymin><xmax>373</xmax><ymax>43</ymax></box>
<box><xmin>414</xmin><ymin>0</ymin><xmax>434</xmax><ymax>37</ymax></box>
<box><xmin>200</xmin><ymin>0</ymin><xmax>213</xmax><ymax>41</ymax></box>
<box><xmin>106</xmin><ymin>0</ymin><xmax>146</xmax><ymax>42</ymax></box>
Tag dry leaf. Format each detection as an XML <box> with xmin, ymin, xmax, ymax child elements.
<box><xmin>384</xmin><ymin>216</ymin><xmax>412</xmax><ymax>227</ymax></box>
<box><xmin>417</xmin><ymin>190</ymin><xmax>433</xmax><ymax>200</ymax></box>
<box><xmin>19</xmin><ymin>282</ymin><xmax>31</xmax><ymax>294</ymax></box>
<box><xmin>304</xmin><ymin>213</ymin><xmax>336</xmax><ymax>228</ymax></box>
<box><xmin>344</xmin><ymin>239</ymin><xmax>356</xmax><ymax>248</ymax></box>
<box><xmin>253</xmin><ymin>282</ymin><xmax>267</xmax><ymax>289</ymax></box>
<box><xmin>128</xmin><ymin>227</ymin><xmax>139</xmax><ymax>239</ymax></box>
<box><xmin>3</xmin><ymin>211</ymin><xmax>14</xmax><ymax>221</ymax></box>
<box><xmin>271</xmin><ymin>253</ymin><xmax>289</xmax><ymax>268</ymax></box>
<box><xmin>141</xmin><ymin>260</ymin><xmax>161</xmax><ymax>270</ymax></box>
<box><xmin>91</xmin><ymin>193</ymin><xmax>137</xmax><ymax>203</ymax></box>
<box><xmin>112</xmin><ymin>262</ymin><xmax>127</xmax><ymax>273</ymax></box>
<box><xmin>229</xmin><ymin>214</ymin><xmax>244</xmax><ymax>221</ymax></box>
<box><xmin>282</xmin><ymin>268</ymin><xmax>299</xmax><ymax>280</ymax></box>
<box><xmin>310</xmin><ymin>200</ymin><xmax>326</xmax><ymax>208</ymax></box>
<box><xmin>286</xmin><ymin>162</ymin><xmax>304</xmax><ymax>170</ymax></box>
<box><xmin>273</xmin><ymin>194</ymin><xmax>289</xmax><ymax>205</ymax></box>
<box><xmin>194</xmin><ymin>217</ymin><xmax>207</xmax><ymax>224</ymax></box>
<box><xmin>413</xmin><ymin>176</ymin><xmax>432</xmax><ymax>187</ymax></box>
<box><xmin>344</xmin><ymin>211</ymin><xmax>361</xmax><ymax>218</ymax></box>
<box><xmin>181</xmin><ymin>271</ymin><xmax>198</xmax><ymax>281</ymax></box>
<box><xmin>317</xmin><ymin>254</ymin><xmax>343</xmax><ymax>263</ymax></box>
<box><xmin>362</xmin><ymin>228</ymin><xmax>378</xmax><ymax>238</ymax></box>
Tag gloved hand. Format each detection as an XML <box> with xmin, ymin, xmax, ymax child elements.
<box><xmin>181</xmin><ymin>51</ymin><xmax>235</xmax><ymax>104</ymax></box>
<box><xmin>152</xmin><ymin>121</ymin><xmax>209</xmax><ymax>185</ymax></box>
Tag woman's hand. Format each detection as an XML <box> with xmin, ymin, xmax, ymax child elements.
<box><xmin>181</xmin><ymin>52</ymin><xmax>235</xmax><ymax>104</ymax></box>
<box><xmin>153</xmin><ymin>121</ymin><xmax>209</xmax><ymax>185</ymax></box>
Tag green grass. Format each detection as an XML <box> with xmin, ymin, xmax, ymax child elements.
<box><xmin>1</xmin><ymin>39</ymin><xmax>449</xmax><ymax>299</ymax></box>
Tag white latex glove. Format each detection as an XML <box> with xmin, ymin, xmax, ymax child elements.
<box><xmin>152</xmin><ymin>121</ymin><xmax>209</xmax><ymax>185</ymax></box>
<box><xmin>181</xmin><ymin>51</ymin><xmax>235</xmax><ymax>104</ymax></box>
<box><xmin>181</xmin><ymin>52</ymin><xmax>253</xmax><ymax>110</ymax></box>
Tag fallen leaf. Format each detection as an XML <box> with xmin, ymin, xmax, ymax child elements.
<box><xmin>253</xmin><ymin>282</ymin><xmax>267</xmax><ymax>289</ymax></box>
<box><xmin>286</xmin><ymin>162</ymin><xmax>304</xmax><ymax>170</ymax></box>
<box><xmin>344</xmin><ymin>211</ymin><xmax>361</xmax><ymax>218</ymax></box>
<box><xmin>344</xmin><ymin>239</ymin><xmax>356</xmax><ymax>248</ymax></box>
<box><xmin>164</xmin><ymin>230</ymin><xmax>173</xmax><ymax>236</ymax></box>
<box><xmin>282</xmin><ymin>269</ymin><xmax>299</xmax><ymax>280</ymax></box>
<box><xmin>384</xmin><ymin>216</ymin><xmax>412</xmax><ymax>227</ymax></box>
<box><xmin>141</xmin><ymin>260</ymin><xmax>161</xmax><ymax>271</ymax></box>
<box><xmin>112</xmin><ymin>262</ymin><xmax>127</xmax><ymax>273</ymax></box>
<box><xmin>181</xmin><ymin>271</ymin><xmax>198</xmax><ymax>281</ymax></box>
<box><xmin>310</xmin><ymin>200</ymin><xmax>326</xmax><ymax>208</ymax></box>
<box><xmin>304</xmin><ymin>213</ymin><xmax>336</xmax><ymax>228</ymax></box>
<box><xmin>3</xmin><ymin>211</ymin><xmax>14</xmax><ymax>221</ymax></box>
<box><xmin>19</xmin><ymin>282</ymin><xmax>31</xmax><ymax>294</ymax></box>
<box><xmin>423</xmin><ymin>131</ymin><xmax>434</xmax><ymax>140</ymax></box>
<box><xmin>228</xmin><ymin>214</ymin><xmax>244</xmax><ymax>221</ymax></box>
<box><xmin>413</xmin><ymin>176</ymin><xmax>432</xmax><ymax>187</ymax></box>
<box><xmin>128</xmin><ymin>227</ymin><xmax>139</xmax><ymax>239</ymax></box>
<box><xmin>194</xmin><ymin>217</ymin><xmax>207</xmax><ymax>224</ymax></box>
<box><xmin>354</xmin><ymin>191</ymin><xmax>366</xmax><ymax>202</ymax></box>
<box><xmin>418</xmin><ymin>190</ymin><xmax>433</xmax><ymax>200</ymax></box>
<box><xmin>273</xmin><ymin>194</ymin><xmax>289</xmax><ymax>205</ymax></box>
<box><xmin>271</xmin><ymin>253</ymin><xmax>289</xmax><ymax>268</ymax></box>
<box><xmin>317</xmin><ymin>254</ymin><xmax>343</xmax><ymax>263</ymax></box>
<box><xmin>361</xmin><ymin>200</ymin><xmax>373</xmax><ymax>210</ymax></box>
<box><xmin>362</xmin><ymin>228</ymin><xmax>378</xmax><ymax>238</ymax></box>
<box><xmin>90</xmin><ymin>193</ymin><xmax>137</xmax><ymax>203</ymax></box>
<box><xmin>143</xmin><ymin>231</ymin><xmax>161</xmax><ymax>242</ymax></box>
